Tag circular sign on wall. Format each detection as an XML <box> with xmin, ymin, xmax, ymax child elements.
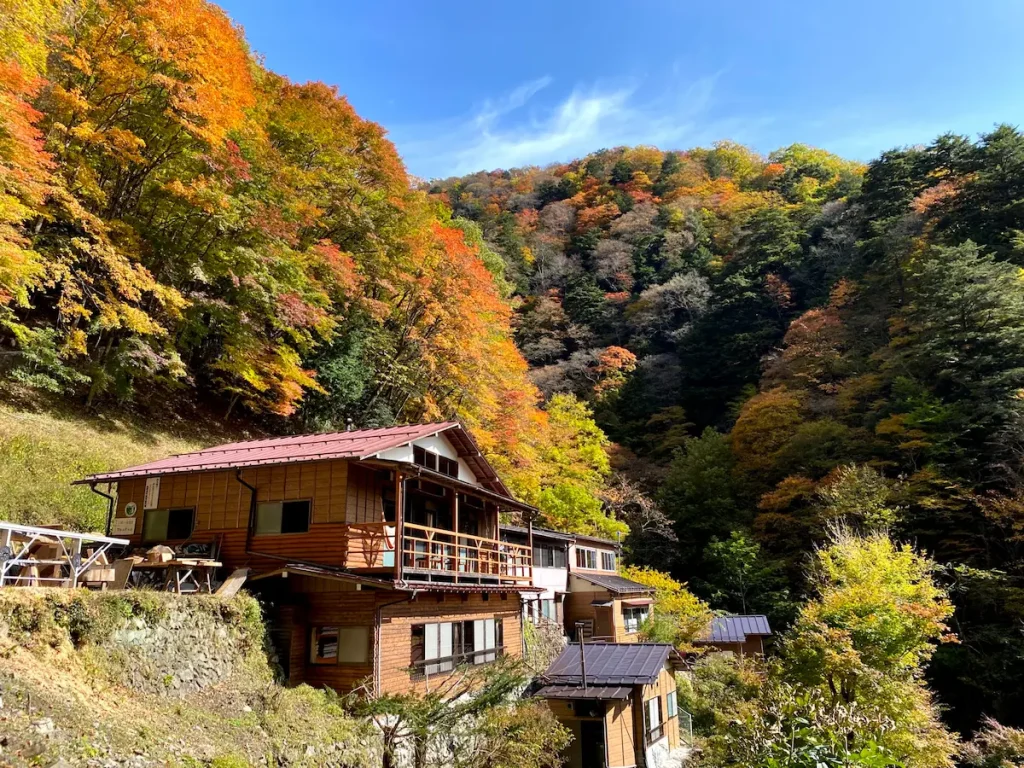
<box><xmin>124</xmin><ymin>501</ymin><xmax>138</xmax><ymax>517</ymax></box>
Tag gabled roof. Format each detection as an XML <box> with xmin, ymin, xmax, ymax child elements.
<box><xmin>541</xmin><ymin>643</ymin><xmax>683</xmax><ymax>687</ymax></box>
<box><xmin>696</xmin><ymin>614</ymin><xmax>772</xmax><ymax>644</ymax></box>
<box><xmin>76</xmin><ymin>421</ymin><xmax>513</xmax><ymax>498</ymax></box>
<box><xmin>572</xmin><ymin>572</ymin><xmax>653</xmax><ymax>594</ymax></box>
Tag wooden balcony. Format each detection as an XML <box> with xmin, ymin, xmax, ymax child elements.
<box><xmin>400</xmin><ymin>522</ymin><xmax>532</xmax><ymax>583</ymax></box>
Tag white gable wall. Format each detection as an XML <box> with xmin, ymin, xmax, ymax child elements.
<box><xmin>374</xmin><ymin>431</ymin><xmax>480</xmax><ymax>486</ymax></box>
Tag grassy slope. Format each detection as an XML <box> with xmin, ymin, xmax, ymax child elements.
<box><xmin>0</xmin><ymin>389</ymin><xmax>261</xmax><ymax>531</ymax></box>
<box><xmin>0</xmin><ymin>591</ymin><xmax>376</xmax><ymax>767</ymax></box>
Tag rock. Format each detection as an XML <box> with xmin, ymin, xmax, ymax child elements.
<box><xmin>305</xmin><ymin>746</ymin><xmax>316</xmax><ymax>757</ymax></box>
<box><xmin>242</xmin><ymin>705</ymin><xmax>252</xmax><ymax>712</ymax></box>
<box><xmin>32</xmin><ymin>717</ymin><xmax>55</xmax><ymax>735</ymax></box>
<box><xmin>46</xmin><ymin>759</ymin><xmax>73</xmax><ymax>768</ymax></box>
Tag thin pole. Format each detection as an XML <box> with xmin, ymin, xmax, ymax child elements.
<box><xmin>576</xmin><ymin>621</ymin><xmax>588</xmax><ymax>691</ymax></box>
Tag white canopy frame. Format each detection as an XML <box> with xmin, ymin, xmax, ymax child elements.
<box><xmin>0</xmin><ymin>521</ymin><xmax>129</xmax><ymax>588</ymax></box>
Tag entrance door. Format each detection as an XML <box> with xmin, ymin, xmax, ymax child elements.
<box><xmin>580</xmin><ymin>720</ymin><xmax>606</xmax><ymax>768</ymax></box>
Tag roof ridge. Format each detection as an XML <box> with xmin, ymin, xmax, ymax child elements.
<box><xmin>166</xmin><ymin>421</ymin><xmax>460</xmax><ymax>458</ymax></box>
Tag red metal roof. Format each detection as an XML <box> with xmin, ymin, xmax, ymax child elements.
<box><xmin>78</xmin><ymin>422</ymin><xmax>481</xmax><ymax>483</ymax></box>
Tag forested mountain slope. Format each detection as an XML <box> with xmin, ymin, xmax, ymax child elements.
<box><xmin>5</xmin><ymin>0</ymin><xmax>1024</xmax><ymax>745</ymax></box>
<box><xmin>0</xmin><ymin>0</ymin><xmax>620</xmax><ymax>538</ymax></box>
<box><xmin>432</xmin><ymin>132</ymin><xmax>1024</xmax><ymax>732</ymax></box>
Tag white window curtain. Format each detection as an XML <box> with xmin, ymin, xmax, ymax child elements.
<box><xmin>473</xmin><ymin>619</ymin><xmax>497</xmax><ymax>663</ymax></box>
<box><xmin>648</xmin><ymin>697</ymin><xmax>661</xmax><ymax>732</ymax></box>
<box><xmin>425</xmin><ymin>622</ymin><xmax>454</xmax><ymax>675</ymax></box>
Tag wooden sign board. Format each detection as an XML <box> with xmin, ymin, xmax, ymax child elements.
<box><xmin>143</xmin><ymin>477</ymin><xmax>161</xmax><ymax>510</ymax></box>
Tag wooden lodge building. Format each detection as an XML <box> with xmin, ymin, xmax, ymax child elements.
<box><xmin>77</xmin><ymin>422</ymin><xmax>540</xmax><ymax>696</ymax></box>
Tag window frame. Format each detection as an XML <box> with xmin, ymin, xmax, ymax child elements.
<box><xmin>410</xmin><ymin>618</ymin><xmax>505</xmax><ymax>678</ymax></box>
<box><xmin>141</xmin><ymin>506</ymin><xmax>195</xmax><ymax>544</ymax></box>
<box><xmin>666</xmin><ymin>688</ymin><xmax>678</xmax><ymax>719</ymax></box>
<box><xmin>575</xmin><ymin>547</ymin><xmax>598</xmax><ymax>570</ymax></box>
<box><xmin>600</xmin><ymin>551</ymin><xmax>616</xmax><ymax>571</ymax></box>
<box><xmin>623</xmin><ymin>605</ymin><xmax>650</xmax><ymax>634</ymax></box>
<box><xmin>309</xmin><ymin>625</ymin><xmax>370</xmax><ymax>666</ymax></box>
<box><xmin>254</xmin><ymin>498</ymin><xmax>312</xmax><ymax>536</ymax></box>
<box><xmin>645</xmin><ymin>695</ymin><xmax>665</xmax><ymax>744</ymax></box>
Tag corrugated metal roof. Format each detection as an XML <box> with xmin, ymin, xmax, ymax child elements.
<box><xmin>573</xmin><ymin>572</ymin><xmax>654</xmax><ymax>594</ymax></box>
<box><xmin>542</xmin><ymin>643</ymin><xmax>683</xmax><ymax>686</ymax></box>
<box><xmin>696</xmin><ymin>615</ymin><xmax>772</xmax><ymax>644</ymax></box>
<box><xmin>534</xmin><ymin>684</ymin><xmax>631</xmax><ymax>701</ymax></box>
<box><xmin>75</xmin><ymin>422</ymin><xmax>513</xmax><ymax>498</ymax></box>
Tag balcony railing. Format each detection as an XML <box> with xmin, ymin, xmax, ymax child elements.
<box><xmin>401</xmin><ymin>522</ymin><xmax>532</xmax><ymax>582</ymax></box>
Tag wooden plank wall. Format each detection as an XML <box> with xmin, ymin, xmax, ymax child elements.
<box><xmin>111</xmin><ymin>460</ymin><xmax>390</xmax><ymax>573</ymax></box>
<box><xmin>545</xmin><ymin>700</ymin><xmax>585</xmax><ymax>768</ymax></box>
<box><xmin>641</xmin><ymin>665</ymin><xmax>680</xmax><ymax>752</ymax></box>
<box><xmin>605</xmin><ymin>697</ymin><xmax>638</xmax><ymax>768</ymax></box>
<box><xmin>563</xmin><ymin>591</ymin><xmax>636</xmax><ymax>642</ymax></box>
<box><xmin>378</xmin><ymin>592</ymin><xmax>522</xmax><ymax>695</ymax></box>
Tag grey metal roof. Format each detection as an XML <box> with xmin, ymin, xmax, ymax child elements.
<box><xmin>696</xmin><ymin>615</ymin><xmax>772</xmax><ymax>644</ymax></box>
<box><xmin>535</xmin><ymin>684</ymin><xmax>632</xmax><ymax>701</ymax></box>
<box><xmin>500</xmin><ymin>525</ymin><xmax>575</xmax><ymax>542</ymax></box>
<box><xmin>573</xmin><ymin>572</ymin><xmax>653</xmax><ymax>594</ymax></box>
<box><xmin>542</xmin><ymin>643</ymin><xmax>682</xmax><ymax>686</ymax></box>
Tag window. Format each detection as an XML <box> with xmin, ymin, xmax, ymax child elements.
<box><xmin>255</xmin><ymin>500</ymin><xmax>311</xmax><ymax>535</ymax></box>
<box><xmin>623</xmin><ymin>605</ymin><xmax>650</xmax><ymax>633</ymax></box>
<box><xmin>413</xmin><ymin>445</ymin><xmax>437</xmax><ymax>471</ymax></box>
<box><xmin>413</xmin><ymin>445</ymin><xmax>459</xmax><ymax>478</ymax></box>
<box><xmin>310</xmin><ymin>626</ymin><xmax>370</xmax><ymax>665</ymax></box>
<box><xmin>311</xmin><ymin>626</ymin><xmax>338</xmax><ymax>664</ymax></box>
<box><xmin>575</xmin><ymin>547</ymin><xmax>597</xmax><ymax>570</ymax></box>
<box><xmin>142</xmin><ymin>507</ymin><xmax>194</xmax><ymax>543</ymax></box>
<box><xmin>540</xmin><ymin>599</ymin><xmax>556</xmax><ymax>621</ymax></box>
<box><xmin>666</xmin><ymin>688</ymin><xmax>678</xmax><ymax>719</ymax></box>
<box><xmin>533</xmin><ymin>544</ymin><xmax>567</xmax><ymax>568</ymax></box>
<box><xmin>411</xmin><ymin>618</ymin><xmax>504</xmax><ymax>676</ymax></box>
<box><xmin>601</xmin><ymin>551</ymin><xmax>616</xmax><ymax>571</ymax></box>
<box><xmin>645</xmin><ymin>696</ymin><xmax>664</xmax><ymax>743</ymax></box>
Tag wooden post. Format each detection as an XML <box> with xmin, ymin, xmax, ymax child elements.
<box><xmin>527</xmin><ymin>516</ymin><xmax>535</xmax><ymax>584</ymax></box>
<box><xmin>393</xmin><ymin>471</ymin><xmax>404</xmax><ymax>581</ymax></box>
<box><xmin>70</xmin><ymin>538</ymin><xmax>83</xmax><ymax>587</ymax></box>
<box><xmin>452</xmin><ymin>491</ymin><xmax>459</xmax><ymax>584</ymax></box>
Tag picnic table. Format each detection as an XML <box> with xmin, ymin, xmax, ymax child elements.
<box><xmin>129</xmin><ymin>558</ymin><xmax>223</xmax><ymax>594</ymax></box>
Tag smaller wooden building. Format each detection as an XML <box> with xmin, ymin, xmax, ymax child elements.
<box><xmin>693</xmin><ymin>614</ymin><xmax>772</xmax><ymax>656</ymax></box>
<box><xmin>536</xmin><ymin>643</ymin><xmax>685</xmax><ymax>768</ymax></box>
<box><xmin>564</xmin><ymin>573</ymin><xmax>654</xmax><ymax>643</ymax></box>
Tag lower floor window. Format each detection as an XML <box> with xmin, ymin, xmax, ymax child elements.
<box><xmin>142</xmin><ymin>507</ymin><xmax>195</xmax><ymax>543</ymax></box>
<box><xmin>410</xmin><ymin>618</ymin><xmax>504</xmax><ymax>676</ymax></box>
<box><xmin>310</xmin><ymin>625</ymin><xmax>370</xmax><ymax>665</ymax></box>
<box><xmin>623</xmin><ymin>605</ymin><xmax>650</xmax><ymax>633</ymax></box>
<box><xmin>645</xmin><ymin>696</ymin><xmax>664</xmax><ymax>743</ymax></box>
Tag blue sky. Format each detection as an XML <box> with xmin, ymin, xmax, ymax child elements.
<box><xmin>217</xmin><ymin>0</ymin><xmax>1024</xmax><ymax>180</ymax></box>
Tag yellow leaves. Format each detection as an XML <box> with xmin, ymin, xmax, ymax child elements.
<box><xmin>730</xmin><ymin>386</ymin><xmax>804</xmax><ymax>474</ymax></box>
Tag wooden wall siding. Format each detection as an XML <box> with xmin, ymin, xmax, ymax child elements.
<box><xmin>345</xmin><ymin>464</ymin><xmax>387</xmax><ymax>523</ymax></box>
<box><xmin>605</xmin><ymin>698</ymin><xmax>637</xmax><ymax>768</ymax></box>
<box><xmin>111</xmin><ymin>459</ymin><xmax>397</xmax><ymax>573</ymax></box>
<box><xmin>641</xmin><ymin>665</ymin><xmax>680</xmax><ymax>752</ymax></box>
<box><xmin>545</xmin><ymin>701</ymin><xmax>585</xmax><ymax>768</ymax></box>
<box><xmin>378</xmin><ymin>592</ymin><xmax>522</xmax><ymax>696</ymax></box>
<box><xmin>563</xmin><ymin>591</ymin><xmax>637</xmax><ymax>643</ymax></box>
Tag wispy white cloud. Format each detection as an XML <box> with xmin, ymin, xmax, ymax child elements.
<box><xmin>393</xmin><ymin>71</ymin><xmax>768</xmax><ymax>179</ymax></box>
